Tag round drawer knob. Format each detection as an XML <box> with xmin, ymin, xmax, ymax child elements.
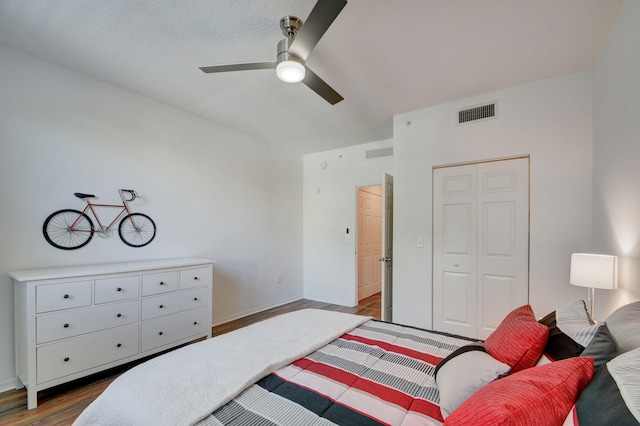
<box><xmin>117</xmin><ymin>343</ymin><xmax>122</xmax><ymax>348</ymax></box>
<box><xmin>194</xmin><ymin>297</ymin><xmax>198</xmax><ymax>301</ymax></box>
<box><xmin>63</xmin><ymin>323</ymin><xmax>70</xmax><ymax>328</ymax></box>
<box><xmin>193</xmin><ymin>321</ymin><xmax>198</xmax><ymax>325</ymax></box>
<box><xmin>64</xmin><ymin>357</ymin><xmax>70</xmax><ymax>362</ymax></box>
<box><xmin>117</xmin><ymin>287</ymin><xmax>122</xmax><ymax>292</ymax></box>
<box><xmin>159</xmin><ymin>304</ymin><xmax>164</xmax><ymax>309</ymax></box>
<box><xmin>194</xmin><ymin>276</ymin><xmax>199</xmax><ymax>280</ymax></box>
<box><xmin>159</xmin><ymin>281</ymin><xmax>165</xmax><ymax>286</ymax></box>
<box><xmin>158</xmin><ymin>331</ymin><xmax>163</xmax><ymax>336</ymax></box>
<box><xmin>63</xmin><ymin>294</ymin><xmax>70</xmax><ymax>299</ymax></box>
<box><xmin>117</xmin><ymin>313</ymin><xmax>122</xmax><ymax>318</ymax></box>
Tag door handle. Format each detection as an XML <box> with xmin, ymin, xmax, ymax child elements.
<box><xmin>378</xmin><ymin>257</ymin><xmax>392</xmax><ymax>262</ymax></box>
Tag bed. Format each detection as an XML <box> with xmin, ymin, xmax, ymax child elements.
<box><xmin>73</xmin><ymin>301</ymin><xmax>640</xmax><ymax>426</ymax></box>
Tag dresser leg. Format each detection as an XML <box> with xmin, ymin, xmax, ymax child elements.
<box><xmin>27</xmin><ymin>389</ymin><xmax>38</xmax><ymax>410</ymax></box>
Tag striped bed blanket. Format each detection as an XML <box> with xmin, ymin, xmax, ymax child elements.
<box><xmin>198</xmin><ymin>320</ymin><xmax>477</xmax><ymax>426</ymax></box>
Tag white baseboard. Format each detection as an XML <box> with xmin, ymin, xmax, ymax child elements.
<box><xmin>211</xmin><ymin>296</ymin><xmax>303</xmax><ymax>327</ymax></box>
<box><xmin>0</xmin><ymin>377</ymin><xmax>17</xmax><ymax>393</ymax></box>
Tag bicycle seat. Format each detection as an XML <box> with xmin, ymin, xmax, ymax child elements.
<box><xmin>74</xmin><ymin>192</ymin><xmax>96</xmax><ymax>199</ymax></box>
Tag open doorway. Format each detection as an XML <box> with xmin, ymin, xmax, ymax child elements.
<box><xmin>355</xmin><ymin>173</ymin><xmax>393</xmax><ymax>320</ymax></box>
<box><xmin>355</xmin><ymin>174</ymin><xmax>393</xmax><ymax>321</ymax></box>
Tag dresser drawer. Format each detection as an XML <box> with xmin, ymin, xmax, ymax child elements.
<box><xmin>36</xmin><ymin>324</ymin><xmax>139</xmax><ymax>384</ymax></box>
<box><xmin>95</xmin><ymin>275</ymin><xmax>140</xmax><ymax>303</ymax></box>
<box><xmin>37</xmin><ymin>300</ymin><xmax>139</xmax><ymax>344</ymax></box>
<box><xmin>141</xmin><ymin>288</ymin><xmax>209</xmax><ymax>320</ymax></box>
<box><xmin>141</xmin><ymin>307</ymin><xmax>208</xmax><ymax>352</ymax></box>
<box><xmin>141</xmin><ymin>271</ymin><xmax>178</xmax><ymax>296</ymax></box>
<box><xmin>36</xmin><ymin>281</ymin><xmax>92</xmax><ymax>313</ymax></box>
<box><xmin>179</xmin><ymin>267</ymin><xmax>209</xmax><ymax>290</ymax></box>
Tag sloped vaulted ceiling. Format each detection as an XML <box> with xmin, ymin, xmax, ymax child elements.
<box><xmin>0</xmin><ymin>0</ymin><xmax>622</xmax><ymax>153</ymax></box>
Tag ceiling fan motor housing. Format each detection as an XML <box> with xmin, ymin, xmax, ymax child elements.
<box><xmin>277</xmin><ymin>38</ymin><xmax>302</xmax><ymax>64</ymax></box>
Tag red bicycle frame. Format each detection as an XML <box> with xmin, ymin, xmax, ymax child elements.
<box><xmin>71</xmin><ymin>190</ymin><xmax>136</xmax><ymax>233</ymax></box>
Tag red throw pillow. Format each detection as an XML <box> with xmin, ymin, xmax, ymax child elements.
<box><xmin>444</xmin><ymin>357</ymin><xmax>594</xmax><ymax>426</ymax></box>
<box><xmin>484</xmin><ymin>305</ymin><xmax>548</xmax><ymax>373</ymax></box>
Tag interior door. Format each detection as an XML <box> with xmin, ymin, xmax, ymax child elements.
<box><xmin>433</xmin><ymin>158</ymin><xmax>529</xmax><ymax>339</ymax></box>
<box><xmin>381</xmin><ymin>173</ymin><xmax>394</xmax><ymax>321</ymax></box>
<box><xmin>358</xmin><ymin>187</ymin><xmax>382</xmax><ymax>301</ymax></box>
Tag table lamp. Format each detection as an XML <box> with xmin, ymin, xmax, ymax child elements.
<box><xmin>569</xmin><ymin>253</ymin><xmax>618</xmax><ymax>317</ymax></box>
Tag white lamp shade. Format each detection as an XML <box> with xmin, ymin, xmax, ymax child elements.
<box><xmin>276</xmin><ymin>60</ymin><xmax>305</xmax><ymax>83</ymax></box>
<box><xmin>570</xmin><ymin>253</ymin><xmax>618</xmax><ymax>290</ymax></box>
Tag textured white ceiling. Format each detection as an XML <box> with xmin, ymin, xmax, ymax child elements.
<box><xmin>0</xmin><ymin>0</ymin><xmax>622</xmax><ymax>154</ymax></box>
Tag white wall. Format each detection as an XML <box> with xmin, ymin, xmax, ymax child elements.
<box><xmin>392</xmin><ymin>72</ymin><xmax>594</xmax><ymax>329</ymax></box>
<box><xmin>303</xmin><ymin>141</ymin><xmax>393</xmax><ymax>306</ymax></box>
<box><xmin>0</xmin><ymin>45</ymin><xmax>303</xmax><ymax>390</ymax></box>
<box><xmin>592</xmin><ymin>0</ymin><xmax>640</xmax><ymax>317</ymax></box>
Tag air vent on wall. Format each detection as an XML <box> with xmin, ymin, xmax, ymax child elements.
<box><xmin>366</xmin><ymin>147</ymin><xmax>393</xmax><ymax>159</ymax></box>
<box><xmin>457</xmin><ymin>101</ymin><xmax>497</xmax><ymax>125</ymax></box>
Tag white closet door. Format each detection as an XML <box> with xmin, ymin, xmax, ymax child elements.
<box><xmin>476</xmin><ymin>158</ymin><xmax>529</xmax><ymax>339</ymax></box>
<box><xmin>433</xmin><ymin>158</ymin><xmax>529</xmax><ymax>339</ymax></box>
<box><xmin>433</xmin><ymin>164</ymin><xmax>478</xmax><ymax>338</ymax></box>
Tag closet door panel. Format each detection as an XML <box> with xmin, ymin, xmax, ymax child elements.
<box><xmin>476</xmin><ymin>158</ymin><xmax>529</xmax><ymax>339</ymax></box>
<box><xmin>433</xmin><ymin>164</ymin><xmax>477</xmax><ymax>337</ymax></box>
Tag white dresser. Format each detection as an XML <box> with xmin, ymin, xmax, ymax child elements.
<box><xmin>10</xmin><ymin>258</ymin><xmax>213</xmax><ymax>409</ymax></box>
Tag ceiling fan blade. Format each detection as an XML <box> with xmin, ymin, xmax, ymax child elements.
<box><xmin>199</xmin><ymin>62</ymin><xmax>277</xmax><ymax>73</ymax></box>
<box><xmin>302</xmin><ymin>67</ymin><xmax>344</xmax><ymax>105</ymax></box>
<box><xmin>288</xmin><ymin>0</ymin><xmax>347</xmax><ymax>61</ymax></box>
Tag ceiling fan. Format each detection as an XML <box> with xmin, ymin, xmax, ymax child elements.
<box><xmin>199</xmin><ymin>0</ymin><xmax>347</xmax><ymax>105</ymax></box>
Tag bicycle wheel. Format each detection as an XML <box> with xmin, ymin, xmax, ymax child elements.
<box><xmin>43</xmin><ymin>209</ymin><xmax>94</xmax><ymax>250</ymax></box>
<box><xmin>119</xmin><ymin>213</ymin><xmax>156</xmax><ymax>247</ymax></box>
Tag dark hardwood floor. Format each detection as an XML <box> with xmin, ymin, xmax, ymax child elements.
<box><xmin>0</xmin><ymin>294</ymin><xmax>381</xmax><ymax>426</ymax></box>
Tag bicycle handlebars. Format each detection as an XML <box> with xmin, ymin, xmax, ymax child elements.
<box><xmin>119</xmin><ymin>189</ymin><xmax>138</xmax><ymax>202</ymax></box>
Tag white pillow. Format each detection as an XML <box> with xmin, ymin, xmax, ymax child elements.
<box><xmin>606</xmin><ymin>301</ymin><xmax>640</xmax><ymax>353</ymax></box>
<box><xmin>436</xmin><ymin>350</ymin><xmax>511</xmax><ymax>418</ymax></box>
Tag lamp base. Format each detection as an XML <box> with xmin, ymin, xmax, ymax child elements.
<box><xmin>586</xmin><ymin>287</ymin><xmax>595</xmax><ymax>322</ymax></box>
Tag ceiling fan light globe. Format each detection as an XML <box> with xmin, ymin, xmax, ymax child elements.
<box><xmin>276</xmin><ymin>60</ymin><xmax>305</xmax><ymax>83</ymax></box>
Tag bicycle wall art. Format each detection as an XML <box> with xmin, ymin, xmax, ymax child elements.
<box><xmin>43</xmin><ymin>189</ymin><xmax>156</xmax><ymax>250</ymax></box>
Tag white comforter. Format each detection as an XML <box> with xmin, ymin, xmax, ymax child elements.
<box><xmin>73</xmin><ymin>309</ymin><xmax>370</xmax><ymax>426</ymax></box>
